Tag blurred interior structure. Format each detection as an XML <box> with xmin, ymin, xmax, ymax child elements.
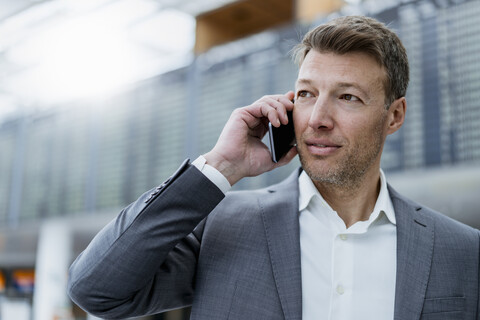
<box><xmin>1</xmin><ymin>0</ymin><xmax>480</xmax><ymax>319</ymax></box>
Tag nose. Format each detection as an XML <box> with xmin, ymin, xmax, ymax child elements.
<box><xmin>307</xmin><ymin>96</ymin><xmax>334</xmax><ymax>130</ymax></box>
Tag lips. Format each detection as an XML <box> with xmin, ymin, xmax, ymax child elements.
<box><xmin>305</xmin><ymin>138</ymin><xmax>341</xmax><ymax>156</ymax></box>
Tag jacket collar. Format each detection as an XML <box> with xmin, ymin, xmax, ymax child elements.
<box><xmin>261</xmin><ymin>168</ymin><xmax>303</xmax><ymax>320</ymax></box>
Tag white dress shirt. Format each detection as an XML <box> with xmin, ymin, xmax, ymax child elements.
<box><xmin>192</xmin><ymin>156</ymin><xmax>231</xmax><ymax>194</ymax></box>
<box><xmin>192</xmin><ymin>156</ymin><xmax>397</xmax><ymax>319</ymax></box>
<box><xmin>299</xmin><ymin>170</ymin><xmax>397</xmax><ymax>320</ymax></box>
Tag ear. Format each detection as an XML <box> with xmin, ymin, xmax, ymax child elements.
<box><xmin>386</xmin><ymin>97</ymin><xmax>406</xmax><ymax>135</ymax></box>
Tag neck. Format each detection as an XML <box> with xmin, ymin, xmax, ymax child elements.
<box><xmin>313</xmin><ymin>169</ymin><xmax>382</xmax><ymax>229</ymax></box>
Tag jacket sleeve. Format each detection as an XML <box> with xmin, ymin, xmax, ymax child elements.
<box><xmin>67</xmin><ymin>160</ymin><xmax>225</xmax><ymax>318</ymax></box>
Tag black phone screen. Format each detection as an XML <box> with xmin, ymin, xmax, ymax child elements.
<box><xmin>268</xmin><ymin>111</ymin><xmax>295</xmax><ymax>163</ymax></box>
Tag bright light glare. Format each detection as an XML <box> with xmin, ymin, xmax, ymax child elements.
<box><xmin>131</xmin><ymin>9</ymin><xmax>195</xmax><ymax>53</ymax></box>
<box><xmin>3</xmin><ymin>3</ymin><xmax>195</xmax><ymax>105</ymax></box>
<box><xmin>31</xmin><ymin>17</ymin><xmax>139</xmax><ymax>101</ymax></box>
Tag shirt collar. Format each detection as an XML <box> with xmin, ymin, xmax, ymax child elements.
<box><xmin>375</xmin><ymin>169</ymin><xmax>396</xmax><ymax>225</ymax></box>
<box><xmin>298</xmin><ymin>169</ymin><xmax>396</xmax><ymax>226</ymax></box>
<box><xmin>299</xmin><ymin>170</ymin><xmax>333</xmax><ymax>212</ymax></box>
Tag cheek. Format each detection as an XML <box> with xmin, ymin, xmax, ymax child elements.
<box><xmin>341</xmin><ymin>115</ymin><xmax>383</xmax><ymax>144</ymax></box>
<box><xmin>292</xmin><ymin>110</ymin><xmax>309</xmax><ymax>135</ymax></box>
<box><xmin>352</xmin><ymin>115</ymin><xmax>388</xmax><ymax>146</ymax></box>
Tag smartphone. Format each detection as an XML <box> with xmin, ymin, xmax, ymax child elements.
<box><xmin>268</xmin><ymin>110</ymin><xmax>295</xmax><ymax>163</ymax></box>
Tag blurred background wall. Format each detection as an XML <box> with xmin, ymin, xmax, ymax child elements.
<box><xmin>0</xmin><ymin>0</ymin><xmax>480</xmax><ymax>319</ymax></box>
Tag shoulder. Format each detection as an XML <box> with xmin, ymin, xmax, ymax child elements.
<box><xmin>422</xmin><ymin>203</ymin><xmax>479</xmax><ymax>241</ymax></box>
<box><xmin>389</xmin><ymin>185</ymin><xmax>479</xmax><ymax>241</ymax></box>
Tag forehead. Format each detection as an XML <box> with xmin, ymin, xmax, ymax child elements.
<box><xmin>296</xmin><ymin>50</ymin><xmax>386</xmax><ymax>95</ymax></box>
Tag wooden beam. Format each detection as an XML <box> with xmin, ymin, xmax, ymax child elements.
<box><xmin>195</xmin><ymin>0</ymin><xmax>293</xmax><ymax>53</ymax></box>
<box><xmin>295</xmin><ymin>0</ymin><xmax>345</xmax><ymax>23</ymax></box>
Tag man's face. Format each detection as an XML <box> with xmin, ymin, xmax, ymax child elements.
<box><xmin>294</xmin><ymin>50</ymin><xmax>393</xmax><ymax>187</ymax></box>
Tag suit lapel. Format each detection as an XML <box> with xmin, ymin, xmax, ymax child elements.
<box><xmin>390</xmin><ymin>186</ymin><xmax>434</xmax><ymax>320</ymax></box>
<box><xmin>260</xmin><ymin>169</ymin><xmax>302</xmax><ymax>320</ymax></box>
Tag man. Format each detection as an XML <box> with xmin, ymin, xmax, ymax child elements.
<box><xmin>68</xmin><ymin>16</ymin><xmax>479</xmax><ymax>319</ymax></box>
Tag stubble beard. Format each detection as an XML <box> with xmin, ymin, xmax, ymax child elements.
<box><xmin>298</xmin><ymin>115</ymin><xmax>387</xmax><ymax>191</ymax></box>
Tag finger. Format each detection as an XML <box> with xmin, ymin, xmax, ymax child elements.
<box><xmin>244</xmin><ymin>93</ymin><xmax>294</xmax><ymax>127</ymax></box>
<box><xmin>262</xmin><ymin>97</ymin><xmax>289</xmax><ymax>124</ymax></box>
<box><xmin>286</xmin><ymin>90</ymin><xmax>295</xmax><ymax>100</ymax></box>
<box><xmin>244</xmin><ymin>102</ymin><xmax>280</xmax><ymax>127</ymax></box>
<box><xmin>259</xmin><ymin>102</ymin><xmax>282</xmax><ymax>127</ymax></box>
<box><xmin>280</xmin><ymin>91</ymin><xmax>295</xmax><ymax>107</ymax></box>
<box><xmin>270</xmin><ymin>92</ymin><xmax>295</xmax><ymax>109</ymax></box>
<box><xmin>273</xmin><ymin>93</ymin><xmax>295</xmax><ymax>122</ymax></box>
<box><xmin>263</xmin><ymin>94</ymin><xmax>294</xmax><ymax>123</ymax></box>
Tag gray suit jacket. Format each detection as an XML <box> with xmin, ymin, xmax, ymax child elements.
<box><xmin>68</xmin><ymin>160</ymin><xmax>480</xmax><ymax>319</ymax></box>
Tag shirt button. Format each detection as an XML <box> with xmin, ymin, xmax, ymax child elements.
<box><xmin>336</xmin><ymin>285</ymin><xmax>345</xmax><ymax>295</ymax></box>
<box><xmin>339</xmin><ymin>234</ymin><xmax>348</xmax><ymax>241</ymax></box>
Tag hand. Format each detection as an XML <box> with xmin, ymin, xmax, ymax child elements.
<box><xmin>204</xmin><ymin>91</ymin><xmax>298</xmax><ymax>186</ymax></box>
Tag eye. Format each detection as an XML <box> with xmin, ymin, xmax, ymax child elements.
<box><xmin>340</xmin><ymin>94</ymin><xmax>360</xmax><ymax>102</ymax></box>
<box><xmin>297</xmin><ymin>90</ymin><xmax>314</xmax><ymax>99</ymax></box>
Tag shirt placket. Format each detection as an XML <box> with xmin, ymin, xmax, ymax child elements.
<box><xmin>329</xmin><ymin>230</ymin><xmax>355</xmax><ymax>320</ymax></box>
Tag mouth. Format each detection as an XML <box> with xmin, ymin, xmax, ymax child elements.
<box><xmin>305</xmin><ymin>139</ymin><xmax>341</xmax><ymax>156</ymax></box>
<box><xmin>310</xmin><ymin>144</ymin><xmax>332</xmax><ymax>147</ymax></box>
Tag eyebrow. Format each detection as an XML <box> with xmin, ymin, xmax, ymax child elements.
<box><xmin>337</xmin><ymin>82</ymin><xmax>370</xmax><ymax>100</ymax></box>
<box><xmin>295</xmin><ymin>78</ymin><xmax>313</xmax><ymax>87</ymax></box>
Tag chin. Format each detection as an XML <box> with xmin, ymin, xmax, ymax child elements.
<box><xmin>300</xmin><ymin>157</ymin><xmax>335</xmax><ymax>181</ymax></box>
